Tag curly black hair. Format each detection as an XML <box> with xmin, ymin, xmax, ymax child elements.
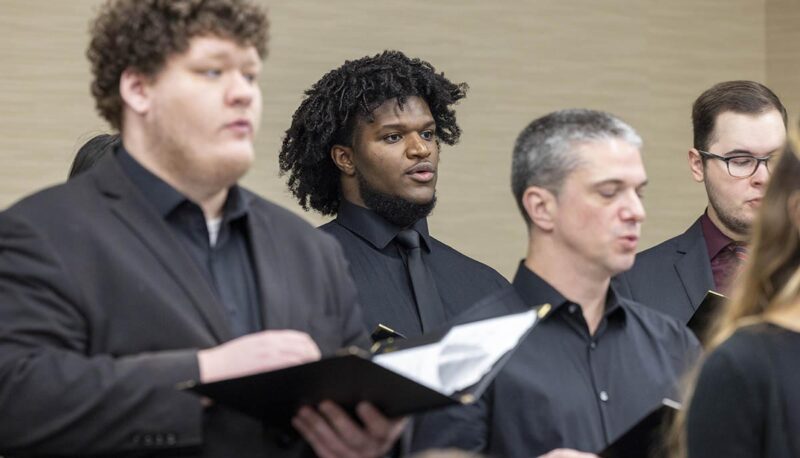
<box><xmin>278</xmin><ymin>50</ymin><xmax>468</xmax><ymax>216</ymax></box>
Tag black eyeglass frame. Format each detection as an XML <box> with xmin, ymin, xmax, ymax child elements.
<box><xmin>696</xmin><ymin>150</ymin><xmax>775</xmax><ymax>178</ymax></box>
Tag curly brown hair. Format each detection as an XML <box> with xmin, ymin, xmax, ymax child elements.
<box><xmin>87</xmin><ymin>0</ymin><xmax>269</xmax><ymax>130</ymax></box>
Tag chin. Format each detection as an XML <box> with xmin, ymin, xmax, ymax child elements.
<box><xmin>406</xmin><ymin>194</ymin><xmax>436</xmax><ymax>206</ymax></box>
<box><xmin>610</xmin><ymin>257</ymin><xmax>636</xmax><ymax>276</ymax></box>
<box><xmin>208</xmin><ymin>154</ymin><xmax>253</xmax><ymax>186</ymax></box>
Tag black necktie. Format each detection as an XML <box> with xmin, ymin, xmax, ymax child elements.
<box><xmin>395</xmin><ymin>229</ymin><xmax>447</xmax><ymax>332</ymax></box>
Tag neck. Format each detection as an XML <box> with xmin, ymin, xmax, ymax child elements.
<box><xmin>526</xmin><ymin>235</ymin><xmax>610</xmax><ymax>334</ymax></box>
<box><xmin>122</xmin><ymin>130</ymin><xmax>228</xmax><ymax>220</ymax></box>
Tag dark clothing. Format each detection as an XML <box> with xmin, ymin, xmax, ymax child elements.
<box><xmin>687</xmin><ymin>323</ymin><xmax>800</xmax><ymax>458</ymax></box>
<box><xmin>700</xmin><ymin>212</ymin><xmax>740</xmax><ymax>295</ymax></box>
<box><xmin>320</xmin><ymin>201</ymin><xmax>508</xmax><ymax>338</ymax></box>
<box><xmin>414</xmin><ymin>263</ymin><xmax>701</xmax><ymax>457</ymax></box>
<box><xmin>117</xmin><ymin>148</ymin><xmax>261</xmax><ymax>337</ymax></box>
<box><xmin>700</xmin><ymin>212</ymin><xmax>733</xmax><ymax>262</ymax></box>
<box><xmin>0</xmin><ymin>152</ymin><xmax>368</xmax><ymax>457</ymax></box>
<box><xmin>615</xmin><ymin>216</ymin><xmax>716</xmax><ymax>323</ymax></box>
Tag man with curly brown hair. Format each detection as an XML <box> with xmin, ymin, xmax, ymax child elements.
<box><xmin>0</xmin><ymin>1</ymin><xmax>404</xmax><ymax>456</ymax></box>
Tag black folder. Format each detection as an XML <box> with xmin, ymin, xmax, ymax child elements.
<box><xmin>687</xmin><ymin>290</ymin><xmax>726</xmax><ymax>345</ymax></box>
<box><xmin>599</xmin><ymin>399</ymin><xmax>680</xmax><ymax>458</ymax></box>
<box><xmin>180</xmin><ymin>308</ymin><xmax>542</xmax><ymax>426</ymax></box>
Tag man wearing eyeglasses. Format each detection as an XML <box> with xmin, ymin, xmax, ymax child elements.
<box><xmin>616</xmin><ymin>81</ymin><xmax>787</xmax><ymax>324</ymax></box>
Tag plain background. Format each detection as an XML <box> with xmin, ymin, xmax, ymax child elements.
<box><xmin>1</xmin><ymin>0</ymin><xmax>798</xmax><ymax>278</ymax></box>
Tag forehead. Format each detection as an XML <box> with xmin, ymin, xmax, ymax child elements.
<box><xmin>363</xmin><ymin>96</ymin><xmax>433</xmax><ymax>127</ymax></box>
<box><xmin>173</xmin><ymin>35</ymin><xmax>261</xmax><ymax>65</ymax></box>
<box><xmin>569</xmin><ymin>138</ymin><xmax>646</xmax><ymax>184</ymax></box>
<box><xmin>709</xmin><ymin>109</ymin><xmax>786</xmax><ymax>154</ymax></box>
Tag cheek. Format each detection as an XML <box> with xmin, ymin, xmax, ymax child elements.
<box><xmin>360</xmin><ymin>147</ymin><xmax>398</xmax><ymax>179</ymax></box>
<box><xmin>559</xmin><ymin>203</ymin><xmax>601</xmax><ymax>242</ymax></box>
<box><xmin>156</xmin><ymin>90</ymin><xmax>209</xmax><ymax>131</ymax></box>
<box><xmin>251</xmin><ymin>89</ymin><xmax>264</xmax><ymax>126</ymax></box>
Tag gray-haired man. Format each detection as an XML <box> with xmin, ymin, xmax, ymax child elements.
<box><xmin>412</xmin><ymin>109</ymin><xmax>700</xmax><ymax>458</ymax></box>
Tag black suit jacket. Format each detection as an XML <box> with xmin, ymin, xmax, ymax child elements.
<box><xmin>615</xmin><ymin>218</ymin><xmax>715</xmax><ymax>323</ymax></box>
<box><xmin>0</xmin><ymin>155</ymin><xmax>368</xmax><ymax>457</ymax></box>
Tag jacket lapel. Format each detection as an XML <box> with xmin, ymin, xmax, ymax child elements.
<box><xmin>92</xmin><ymin>157</ymin><xmax>232</xmax><ymax>343</ymax></box>
<box><xmin>245</xmin><ymin>198</ymin><xmax>292</xmax><ymax>329</ymax></box>
<box><xmin>673</xmin><ymin>218</ymin><xmax>715</xmax><ymax>311</ymax></box>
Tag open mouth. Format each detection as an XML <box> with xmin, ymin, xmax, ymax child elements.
<box><xmin>406</xmin><ymin>163</ymin><xmax>436</xmax><ymax>183</ymax></box>
<box><xmin>225</xmin><ymin>120</ymin><xmax>253</xmax><ymax>135</ymax></box>
<box><xmin>619</xmin><ymin>235</ymin><xmax>639</xmax><ymax>250</ymax></box>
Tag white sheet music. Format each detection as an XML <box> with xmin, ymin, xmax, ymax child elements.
<box><xmin>372</xmin><ymin>309</ymin><xmax>537</xmax><ymax>395</ymax></box>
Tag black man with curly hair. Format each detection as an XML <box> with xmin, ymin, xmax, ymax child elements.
<box><xmin>280</xmin><ymin>51</ymin><xmax>508</xmax><ymax>340</ymax></box>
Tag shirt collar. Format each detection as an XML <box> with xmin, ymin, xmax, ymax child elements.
<box><xmin>511</xmin><ymin>261</ymin><xmax>626</xmax><ymax>320</ymax></box>
<box><xmin>700</xmin><ymin>210</ymin><xmax>734</xmax><ymax>260</ymax></box>
<box><xmin>335</xmin><ymin>200</ymin><xmax>432</xmax><ymax>251</ymax></box>
<box><xmin>115</xmin><ymin>143</ymin><xmax>249</xmax><ymax>222</ymax></box>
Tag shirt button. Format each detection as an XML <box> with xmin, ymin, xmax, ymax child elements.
<box><xmin>165</xmin><ymin>433</ymin><xmax>178</xmax><ymax>445</ymax></box>
<box><xmin>568</xmin><ymin>304</ymin><xmax>578</xmax><ymax>314</ymax></box>
<box><xmin>590</xmin><ymin>341</ymin><xmax>597</xmax><ymax>350</ymax></box>
<box><xmin>599</xmin><ymin>391</ymin><xmax>609</xmax><ymax>402</ymax></box>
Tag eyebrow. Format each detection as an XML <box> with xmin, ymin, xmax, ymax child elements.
<box><xmin>195</xmin><ymin>51</ymin><xmax>260</xmax><ymax>67</ymax></box>
<box><xmin>721</xmin><ymin>148</ymin><xmax>779</xmax><ymax>157</ymax></box>
<box><xmin>377</xmin><ymin>120</ymin><xmax>436</xmax><ymax>131</ymax></box>
<box><xmin>592</xmin><ymin>178</ymin><xmax>648</xmax><ymax>188</ymax></box>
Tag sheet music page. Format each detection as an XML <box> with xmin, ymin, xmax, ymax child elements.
<box><xmin>372</xmin><ymin>309</ymin><xmax>537</xmax><ymax>394</ymax></box>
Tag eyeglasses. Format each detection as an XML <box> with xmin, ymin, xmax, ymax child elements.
<box><xmin>697</xmin><ymin>150</ymin><xmax>777</xmax><ymax>178</ymax></box>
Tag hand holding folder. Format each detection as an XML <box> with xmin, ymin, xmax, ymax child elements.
<box><xmin>181</xmin><ymin>308</ymin><xmax>542</xmax><ymax>426</ymax></box>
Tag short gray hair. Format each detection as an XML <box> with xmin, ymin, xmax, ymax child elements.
<box><xmin>511</xmin><ymin>108</ymin><xmax>643</xmax><ymax>225</ymax></box>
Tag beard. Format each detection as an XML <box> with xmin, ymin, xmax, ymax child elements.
<box><xmin>356</xmin><ymin>171</ymin><xmax>436</xmax><ymax>228</ymax></box>
<box><xmin>705</xmin><ymin>178</ymin><xmax>751</xmax><ymax>237</ymax></box>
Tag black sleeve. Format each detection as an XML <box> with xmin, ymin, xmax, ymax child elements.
<box><xmin>686</xmin><ymin>345</ymin><xmax>763</xmax><ymax>458</ymax></box>
<box><xmin>0</xmin><ymin>212</ymin><xmax>204</xmax><ymax>455</ymax></box>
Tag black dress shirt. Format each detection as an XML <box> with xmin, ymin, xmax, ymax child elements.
<box><xmin>412</xmin><ymin>262</ymin><xmax>701</xmax><ymax>457</ymax></box>
<box><xmin>687</xmin><ymin>323</ymin><xmax>800</xmax><ymax>458</ymax></box>
<box><xmin>117</xmin><ymin>146</ymin><xmax>262</xmax><ymax>337</ymax></box>
<box><xmin>320</xmin><ymin>201</ymin><xmax>508</xmax><ymax>338</ymax></box>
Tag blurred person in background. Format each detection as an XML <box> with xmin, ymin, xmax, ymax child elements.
<box><xmin>68</xmin><ymin>133</ymin><xmax>119</xmax><ymax>179</ymax></box>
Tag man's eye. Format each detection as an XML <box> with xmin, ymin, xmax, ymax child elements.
<box><xmin>243</xmin><ymin>72</ymin><xmax>258</xmax><ymax>83</ymax></box>
<box><xmin>729</xmin><ymin>157</ymin><xmax>755</xmax><ymax>167</ymax></box>
<box><xmin>420</xmin><ymin>130</ymin><xmax>436</xmax><ymax>141</ymax></box>
<box><xmin>599</xmin><ymin>188</ymin><xmax>618</xmax><ymax>198</ymax></box>
<box><xmin>201</xmin><ymin>69</ymin><xmax>222</xmax><ymax>78</ymax></box>
<box><xmin>384</xmin><ymin>134</ymin><xmax>401</xmax><ymax>143</ymax></box>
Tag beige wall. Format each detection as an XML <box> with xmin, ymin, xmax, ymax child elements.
<box><xmin>767</xmin><ymin>0</ymin><xmax>800</xmax><ymax>122</ymax></box>
<box><xmin>0</xmin><ymin>1</ymin><xmax>792</xmax><ymax>278</ymax></box>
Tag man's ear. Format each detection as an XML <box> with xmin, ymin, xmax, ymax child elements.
<box><xmin>688</xmin><ymin>148</ymin><xmax>705</xmax><ymax>183</ymax></box>
<box><xmin>119</xmin><ymin>68</ymin><xmax>152</xmax><ymax>116</ymax></box>
<box><xmin>522</xmin><ymin>186</ymin><xmax>557</xmax><ymax>232</ymax></box>
<box><xmin>331</xmin><ymin>145</ymin><xmax>356</xmax><ymax>176</ymax></box>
